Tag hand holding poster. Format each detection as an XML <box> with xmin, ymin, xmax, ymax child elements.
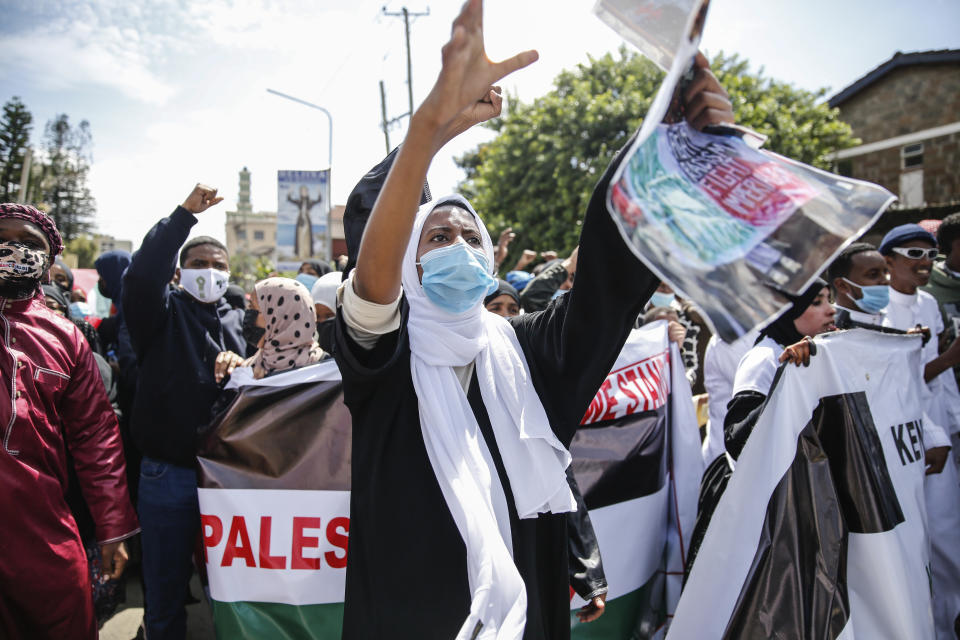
<box><xmin>595</xmin><ymin>0</ymin><xmax>895</xmax><ymax>341</ymax></box>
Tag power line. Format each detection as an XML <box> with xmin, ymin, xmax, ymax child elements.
<box><xmin>381</xmin><ymin>5</ymin><xmax>429</xmax><ymax>117</ymax></box>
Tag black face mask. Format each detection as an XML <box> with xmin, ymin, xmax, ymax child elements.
<box><xmin>242</xmin><ymin>308</ymin><xmax>265</xmax><ymax>347</ymax></box>
<box><xmin>0</xmin><ymin>242</ymin><xmax>49</xmax><ymax>300</ymax></box>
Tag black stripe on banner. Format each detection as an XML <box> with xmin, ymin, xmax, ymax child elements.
<box><xmin>720</xmin><ymin>392</ymin><xmax>903</xmax><ymax>640</ymax></box>
<box><xmin>198</xmin><ymin>380</ymin><xmax>351</xmax><ymax>491</ymax></box>
<box><xmin>569</xmin><ymin>406</ymin><xmax>667</xmax><ymax>510</ymax></box>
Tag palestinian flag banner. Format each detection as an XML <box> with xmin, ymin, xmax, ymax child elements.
<box><xmin>569</xmin><ymin>321</ymin><xmax>703</xmax><ymax>639</ymax></box>
<box><xmin>197</xmin><ymin>322</ymin><xmax>703</xmax><ymax>639</ymax></box>
<box><xmin>197</xmin><ymin>361</ymin><xmax>350</xmax><ymax>638</ymax></box>
<box><xmin>667</xmin><ymin>329</ymin><xmax>936</xmax><ymax>639</ymax></box>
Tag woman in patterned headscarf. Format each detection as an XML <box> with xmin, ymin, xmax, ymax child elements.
<box><xmin>216</xmin><ymin>277</ymin><xmax>326</xmax><ymax>381</ymax></box>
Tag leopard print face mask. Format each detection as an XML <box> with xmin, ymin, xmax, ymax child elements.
<box><xmin>0</xmin><ymin>241</ymin><xmax>50</xmax><ymax>284</ymax></box>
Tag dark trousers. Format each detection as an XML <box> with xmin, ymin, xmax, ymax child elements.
<box><xmin>138</xmin><ymin>457</ymin><xmax>200</xmax><ymax>640</ymax></box>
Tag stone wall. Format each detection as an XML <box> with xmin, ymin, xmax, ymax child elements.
<box><xmin>837</xmin><ymin>63</ymin><xmax>960</xmax><ymax>205</ymax></box>
<box><xmin>848</xmin><ymin>131</ymin><xmax>959</xmax><ymax>205</ymax></box>
<box><xmin>837</xmin><ymin>64</ymin><xmax>960</xmax><ymax>144</ymax></box>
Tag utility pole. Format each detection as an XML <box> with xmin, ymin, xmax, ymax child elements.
<box><xmin>379</xmin><ymin>80</ymin><xmax>391</xmax><ymax>153</ymax></box>
<box><xmin>378</xmin><ymin>81</ymin><xmax>410</xmax><ymax>153</ymax></box>
<box><xmin>16</xmin><ymin>148</ymin><xmax>32</xmax><ymax>204</ymax></box>
<box><xmin>382</xmin><ymin>5</ymin><xmax>429</xmax><ymax>117</ymax></box>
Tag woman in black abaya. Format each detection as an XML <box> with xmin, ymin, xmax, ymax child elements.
<box><xmin>332</xmin><ymin>3</ymin><xmax>736</xmax><ymax>639</ymax></box>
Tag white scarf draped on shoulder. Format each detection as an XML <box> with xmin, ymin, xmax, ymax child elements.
<box><xmin>402</xmin><ymin>194</ymin><xmax>576</xmax><ymax>640</ymax></box>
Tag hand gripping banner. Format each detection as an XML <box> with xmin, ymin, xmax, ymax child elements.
<box><xmin>570</xmin><ymin>321</ymin><xmax>704</xmax><ymax>639</ymax></box>
<box><xmin>668</xmin><ymin>330</ymin><xmax>936</xmax><ymax>639</ymax></box>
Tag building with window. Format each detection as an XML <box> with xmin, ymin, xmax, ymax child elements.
<box><xmin>224</xmin><ymin>167</ymin><xmax>347</xmax><ymax>264</ymax></box>
<box><xmin>95</xmin><ymin>234</ymin><xmax>133</xmax><ymax>255</ymax></box>
<box><xmin>829</xmin><ymin>50</ymin><xmax>960</xmax><ymax>208</ymax></box>
<box><xmin>224</xmin><ymin>167</ymin><xmax>278</xmax><ymax>259</ymax></box>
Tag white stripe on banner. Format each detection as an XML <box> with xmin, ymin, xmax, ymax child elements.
<box><xmin>226</xmin><ymin>359</ymin><xmax>342</xmax><ymax>390</ymax></box>
<box><xmin>570</xmin><ymin>485</ymin><xmax>670</xmax><ymax>609</ymax></box>
<box><xmin>198</xmin><ymin>488</ymin><xmax>350</xmax><ymax>606</ymax></box>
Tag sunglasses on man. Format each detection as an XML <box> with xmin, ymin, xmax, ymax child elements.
<box><xmin>890</xmin><ymin>247</ymin><xmax>938</xmax><ymax>260</ymax></box>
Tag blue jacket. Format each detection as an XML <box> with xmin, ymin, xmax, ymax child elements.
<box><xmin>122</xmin><ymin>207</ymin><xmax>245</xmax><ymax>467</ymax></box>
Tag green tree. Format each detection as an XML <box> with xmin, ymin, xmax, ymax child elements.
<box><xmin>230</xmin><ymin>252</ymin><xmax>276</xmax><ymax>292</ymax></box>
<box><xmin>38</xmin><ymin>114</ymin><xmax>96</xmax><ymax>241</ymax></box>
<box><xmin>456</xmin><ymin>48</ymin><xmax>859</xmax><ymax>260</ymax></box>
<box><xmin>0</xmin><ymin>97</ymin><xmax>34</xmax><ymax>202</ymax></box>
<box><xmin>66</xmin><ymin>234</ymin><xmax>98</xmax><ymax>268</ymax></box>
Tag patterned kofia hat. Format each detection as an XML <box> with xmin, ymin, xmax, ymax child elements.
<box><xmin>0</xmin><ymin>203</ymin><xmax>65</xmax><ymax>256</ymax></box>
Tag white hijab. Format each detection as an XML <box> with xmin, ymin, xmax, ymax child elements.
<box><xmin>403</xmin><ymin>195</ymin><xmax>575</xmax><ymax>640</ymax></box>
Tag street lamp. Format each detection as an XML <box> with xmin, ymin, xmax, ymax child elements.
<box><xmin>266</xmin><ymin>88</ymin><xmax>334</xmax><ymax>262</ymax></box>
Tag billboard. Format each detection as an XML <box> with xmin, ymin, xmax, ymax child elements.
<box><xmin>277</xmin><ymin>169</ymin><xmax>331</xmax><ymax>270</ymax></box>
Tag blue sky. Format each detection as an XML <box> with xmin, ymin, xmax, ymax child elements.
<box><xmin>2</xmin><ymin>0</ymin><xmax>959</xmax><ymax>250</ymax></box>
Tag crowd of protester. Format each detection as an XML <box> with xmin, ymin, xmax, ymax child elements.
<box><xmin>2</xmin><ymin>4</ymin><xmax>959</xmax><ymax>639</ymax></box>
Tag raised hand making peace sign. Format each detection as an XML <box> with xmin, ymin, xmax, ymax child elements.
<box><xmin>419</xmin><ymin>0</ymin><xmax>538</xmax><ymax>149</ymax></box>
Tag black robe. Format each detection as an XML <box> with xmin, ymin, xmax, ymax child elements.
<box><xmin>333</xmin><ymin>139</ymin><xmax>656</xmax><ymax>640</ymax></box>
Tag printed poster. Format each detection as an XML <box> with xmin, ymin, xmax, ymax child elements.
<box><xmin>277</xmin><ymin>169</ymin><xmax>331</xmax><ymax>270</ymax></box>
<box><xmin>595</xmin><ymin>0</ymin><xmax>895</xmax><ymax>341</ymax></box>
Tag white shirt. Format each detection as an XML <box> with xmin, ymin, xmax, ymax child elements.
<box><xmin>702</xmin><ymin>330</ymin><xmax>757</xmax><ymax>462</ymax></box>
<box><xmin>883</xmin><ymin>288</ymin><xmax>958</xmax><ymax>443</ymax></box>
<box><xmin>732</xmin><ymin>335</ymin><xmax>784</xmax><ymax>398</ymax></box>
<box><xmin>835</xmin><ymin>303</ymin><xmax>885</xmax><ymax>327</ymax></box>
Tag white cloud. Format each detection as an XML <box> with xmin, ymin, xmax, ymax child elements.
<box><xmin>9</xmin><ymin>0</ymin><xmax>958</xmax><ymax>255</ymax></box>
<box><xmin>0</xmin><ymin>1</ymin><xmax>178</xmax><ymax>104</ymax></box>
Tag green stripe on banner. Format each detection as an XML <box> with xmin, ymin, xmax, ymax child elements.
<box><xmin>211</xmin><ymin>600</ymin><xmax>344</xmax><ymax>640</ymax></box>
<box><xmin>570</xmin><ymin>575</ymin><xmax>664</xmax><ymax>640</ymax></box>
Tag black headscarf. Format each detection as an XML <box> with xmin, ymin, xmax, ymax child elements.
<box><xmin>53</xmin><ymin>256</ymin><xmax>74</xmax><ymax>291</ymax></box>
<box><xmin>759</xmin><ymin>278</ymin><xmax>828</xmax><ymax>347</ymax></box>
<box><xmin>342</xmin><ymin>146</ymin><xmax>432</xmax><ymax>280</ymax></box>
<box><xmin>94</xmin><ymin>250</ymin><xmax>132</xmax><ymax>300</ymax></box>
<box><xmin>301</xmin><ymin>260</ymin><xmax>332</xmax><ymax>277</ymax></box>
<box><xmin>484</xmin><ymin>279</ymin><xmax>520</xmax><ymax>308</ymax></box>
<box><xmin>41</xmin><ymin>283</ymin><xmax>69</xmax><ymax>311</ymax></box>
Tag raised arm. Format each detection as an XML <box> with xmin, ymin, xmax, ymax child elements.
<box><xmin>352</xmin><ymin>0</ymin><xmax>537</xmax><ymax>304</ymax></box>
<box><xmin>122</xmin><ymin>184</ymin><xmax>223</xmax><ymax>355</ymax></box>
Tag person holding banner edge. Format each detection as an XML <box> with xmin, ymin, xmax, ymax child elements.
<box><xmin>827</xmin><ymin>241</ymin><xmax>951</xmax><ymax>475</ymax></box>
<box><xmin>879</xmin><ymin>223</ymin><xmax>960</xmax><ymax>639</ymax></box>
<box><xmin>685</xmin><ymin>280</ymin><xmax>837</xmax><ymax>576</ymax></box>
<box><xmin>333</xmin><ymin>1</ymin><xmax>735</xmax><ymax>638</ymax></box>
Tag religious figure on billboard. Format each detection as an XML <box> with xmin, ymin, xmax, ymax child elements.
<box><xmin>288</xmin><ymin>184</ymin><xmax>323</xmax><ymax>258</ymax></box>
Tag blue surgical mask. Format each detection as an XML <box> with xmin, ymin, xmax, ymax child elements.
<box><xmin>842</xmin><ymin>278</ymin><xmax>889</xmax><ymax>314</ymax></box>
<box><xmin>69</xmin><ymin>301</ymin><xmax>91</xmax><ymax>320</ymax></box>
<box><xmin>295</xmin><ymin>273</ymin><xmax>319</xmax><ymax>291</ymax></box>
<box><xmin>649</xmin><ymin>291</ymin><xmax>676</xmax><ymax>308</ymax></box>
<box><xmin>417</xmin><ymin>241</ymin><xmax>498</xmax><ymax>314</ymax></box>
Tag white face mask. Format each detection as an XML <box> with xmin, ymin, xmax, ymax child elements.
<box><xmin>180</xmin><ymin>267</ymin><xmax>230</xmax><ymax>303</ymax></box>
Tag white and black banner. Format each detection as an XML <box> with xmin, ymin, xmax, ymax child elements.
<box><xmin>668</xmin><ymin>329</ymin><xmax>935</xmax><ymax>639</ymax></box>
